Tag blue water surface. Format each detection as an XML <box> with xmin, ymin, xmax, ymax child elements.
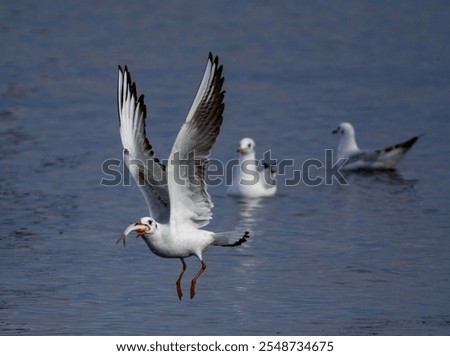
<box><xmin>0</xmin><ymin>0</ymin><xmax>449</xmax><ymax>335</ymax></box>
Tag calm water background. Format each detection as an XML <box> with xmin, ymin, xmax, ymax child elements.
<box><xmin>1</xmin><ymin>1</ymin><xmax>449</xmax><ymax>335</ymax></box>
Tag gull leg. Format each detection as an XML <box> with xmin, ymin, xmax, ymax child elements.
<box><xmin>176</xmin><ymin>258</ymin><xmax>187</xmax><ymax>300</ymax></box>
<box><xmin>190</xmin><ymin>260</ymin><xmax>207</xmax><ymax>299</ymax></box>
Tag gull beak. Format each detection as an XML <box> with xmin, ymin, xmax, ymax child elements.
<box><xmin>116</xmin><ymin>222</ymin><xmax>150</xmax><ymax>247</ymax></box>
<box><xmin>134</xmin><ymin>223</ymin><xmax>150</xmax><ymax>237</ymax></box>
<box><xmin>237</xmin><ymin>147</ymin><xmax>244</xmax><ymax>153</ymax></box>
<box><xmin>332</xmin><ymin>128</ymin><xmax>339</xmax><ymax>134</ymax></box>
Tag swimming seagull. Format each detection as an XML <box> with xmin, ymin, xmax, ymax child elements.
<box><xmin>227</xmin><ymin>137</ymin><xmax>277</xmax><ymax>198</ymax></box>
<box><xmin>116</xmin><ymin>53</ymin><xmax>249</xmax><ymax>300</ymax></box>
<box><xmin>332</xmin><ymin>122</ymin><xmax>422</xmax><ymax>171</ymax></box>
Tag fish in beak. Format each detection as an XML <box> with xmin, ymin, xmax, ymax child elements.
<box><xmin>116</xmin><ymin>222</ymin><xmax>150</xmax><ymax>246</ymax></box>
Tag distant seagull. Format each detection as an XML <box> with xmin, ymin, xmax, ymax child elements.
<box><xmin>227</xmin><ymin>137</ymin><xmax>277</xmax><ymax>198</ymax></box>
<box><xmin>116</xmin><ymin>53</ymin><xmax>249</xmax><ymax>300</ymax></box>
<box><xmin>332</xmin><ymin>122</ymin><xmax>422</xmax><ymax>171</ymax></box>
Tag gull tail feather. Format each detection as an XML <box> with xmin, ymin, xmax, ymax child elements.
<box><xmin>213</xmin><ymin>231</ymin><xmax>250</xmax><ymax>247</ymax></box>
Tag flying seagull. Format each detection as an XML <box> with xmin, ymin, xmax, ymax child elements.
<box><xmin>116</xmin><ymin>53</ymin><xmax>249</xmax><ymax>300</ymax></box>
<box><xmin>332</xmin><ymin>122</ymin><xmax>422</xmax><ymax>171</ymax></box>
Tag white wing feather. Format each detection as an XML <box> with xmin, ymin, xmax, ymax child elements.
<box><xmin>167</xmin><ymin>53</ymin><xmax>225</xmax><ymax>229</ymax></box>
<box><xmin>117</xmin><ymin>66</ymin><xmax>170</xmax><ymax>222</ymax></box>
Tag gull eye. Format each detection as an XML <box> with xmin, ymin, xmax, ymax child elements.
<box><xmin>147</xmin><ymin>219</ymin><xmax>152</xmax><ymax>225</ymax></box>
<box><xmin>247</xmin><ymin>143</ymin><xmax>251</xmax><ymax>148</ymax></box>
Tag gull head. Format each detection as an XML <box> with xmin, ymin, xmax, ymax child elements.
<box><xmin>116</xmin><ymin>217</ymin><xmax>157</xmax><ymax>246</ymax></box>
<box><xmin>332</xmin><ymin>122</ymin><xmax>359</xmax><ymax>157</ymax></box>
<box><xmin>332</xmin><ymin>122</ymin><xmax>355</xmax><ymax>137</ymax></box>
<box><xmin>237</xmin><ymin>137</ymin><xmax>256</xmax><ymax>155</ymax></box>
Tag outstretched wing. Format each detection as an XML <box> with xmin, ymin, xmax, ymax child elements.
<box><xmin>167</xmin><ymin>53</ymin><xmax>225</xmax><ymax>229</ymax></box>
<box><xmin>117</xmin><ymin>66</ymin><xmax>170</xmax><ymax>222</ymax></box>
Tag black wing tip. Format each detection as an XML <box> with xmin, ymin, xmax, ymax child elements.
<box><xmin>208</xmin><ymin>51</ymin><xmax>218</xmax><ymax>62</ymax></box>
<box><xmin>118</xmin><ymin>65</ymin><xmax>147</xmax><ymax>117</ymax></box>
<box><xmin>137</xmin><ymin>93</ymin><xmax>147</xmax><ymax>117</ymax></box>
<box><xmin>118</xmin><ymin>65</ymin><xmax>130</xmax><ymax>77</ymax></box>
<box><xmin>118</xmin><ymin>65</ymin><xmax>135</xmax><ymax>94</ymax></box>
<box><xmin>400</xmin><ymin>134</ymin><xmax>422</xmax><ymax>150</ymax></box>
<box><xmin>208</xmin><ymin>52</ymin><xmax>222</xmax><ymax>71</ymax></box>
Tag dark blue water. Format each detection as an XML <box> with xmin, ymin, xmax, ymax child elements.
<box><xmin>1</xmin><ymin>1</ymin><xmax>449</xmax><ymax>335</ymax></box>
